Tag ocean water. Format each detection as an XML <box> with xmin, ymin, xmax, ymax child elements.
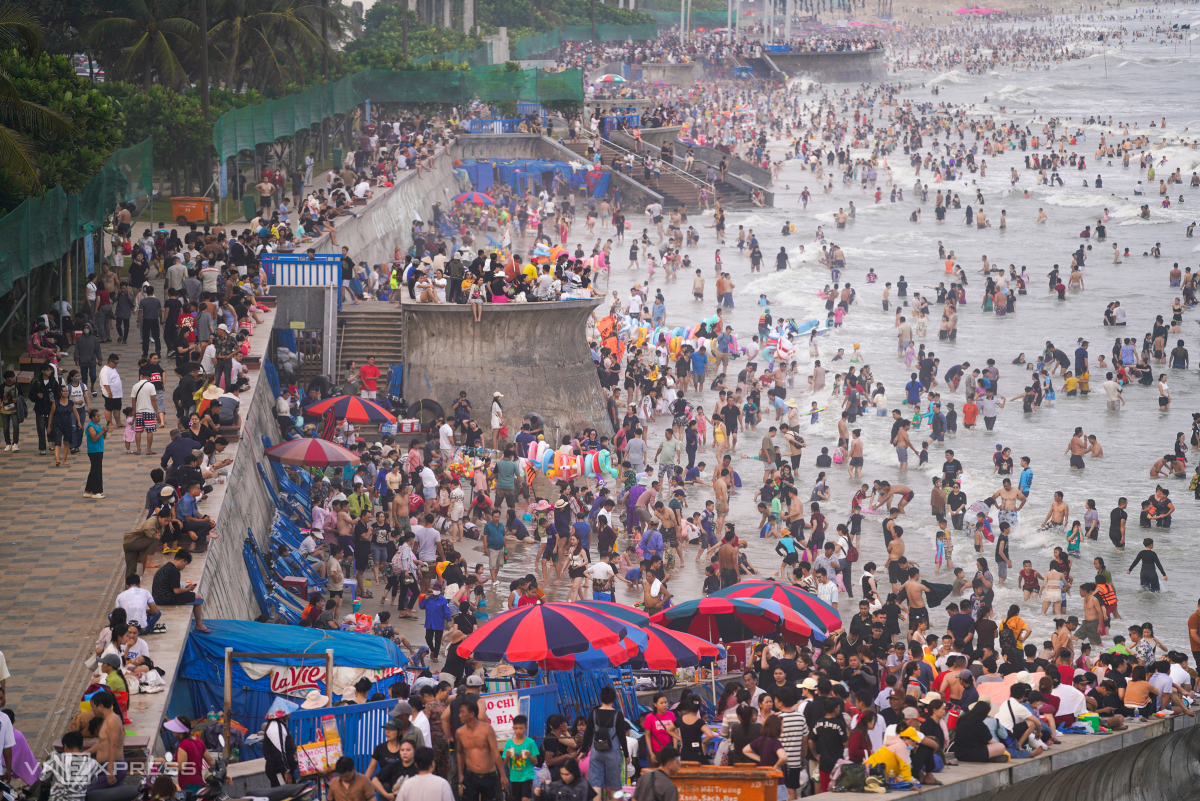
<box><xmin>490</xmin><ymin>6</ymin><xmax>1200</xmax><ymax>658</ymax></box>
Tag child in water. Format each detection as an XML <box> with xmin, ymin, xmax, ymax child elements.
<box><xmin>935</xmin><ymin>527</ymin><xmax>954</xmax><ymax>574</ymax></box>
<box><xmin>1066</xmin><ymin>520</ymin><xmax>1082</xmax><ymax>559</ymax></box>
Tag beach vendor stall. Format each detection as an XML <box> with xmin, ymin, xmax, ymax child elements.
<box><xmin>173</xmin><ymin>621</ymin><xmax>409</xmax><ymax>761</ymax></box>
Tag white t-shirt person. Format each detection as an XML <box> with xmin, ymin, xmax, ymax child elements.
<box><xmin>116</xmin><ymin>584</ymin><xmax>156</xmax><ymax>629</ymax></box>
<box><xmin>130</xmin><ymin>379</ymin><xmax>157</xmax><ymax>416</ymax></box>
<box><xmin>99</xmin><ymin>363</ymin><xmax>123</xmax><ymax>400</ymax></box>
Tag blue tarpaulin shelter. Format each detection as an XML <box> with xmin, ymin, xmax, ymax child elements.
<box><xmin>459</xmin><ymin>158</ymin><xmax>583</xmax><ymax>194</ymax></box>
<box><xmin>173</xmin><ymin>621</ymin><xmax>409</xmax><ymax>744</ymax></box>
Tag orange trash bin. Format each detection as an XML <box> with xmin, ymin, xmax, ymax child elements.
<box><xmin>671</xmin><ymin>765</ymin><xmax>783</xmax><ymax>801</ymax></box>
<box><xmin>170</xmin><ymin>196</ymin><xmax>214</xmax><ymax>225</ymax></box>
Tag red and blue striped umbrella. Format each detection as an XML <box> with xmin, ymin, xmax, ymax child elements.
<box><xmin>633</xmin><ymin>624</ymin><xmax>725</xmax><ymax>670</ymax></box>
<box><xmin>452</xmin><ymin>191</ymin><xmax>494</xmax><ymax>206</ymax></box>
<box><xmin>304</xmin><ymin>395</ymin><xmax>397</xmax><ymax>424</ymax></box>
<box><xmin>573</xmin><ymin>600</ymin><xmax>650</xmax><ymax>629</ymax></box>
<box><xmin>650</xmin><ymin>597</ymin><xmax>784</xmax><ymax>643</ymax></box>
<box><xmin>456</xmin><ymin>603</ymin><xmax>629</xmax><ymax>663</ymax></box>
<box><xmin>711</xmin><ymin>580</ymin><xmax>841</xmax><ymax>633</ymax></box>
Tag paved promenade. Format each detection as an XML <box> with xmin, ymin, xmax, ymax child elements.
<box><xmin>0</xmin><ymin>325</ymin><xmax>183</xmax><ymax>754</ymax></box>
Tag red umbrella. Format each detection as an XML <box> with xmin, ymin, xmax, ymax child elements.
<box><xmin>265</xmin><ymin>437</ymin><xmax>362</xmax><ymax>467</ymax></box>
<box><xmin>712</xmin><ymin>580</ymin><xmax>841</xmax><ymax>633</ymax></box>
<box><xmin>634</xmin><ymin>624</ymin><xmax>725</xmax><ymax>670</ymax></box>
<box><xmin>649</xmin><ymin>597</ymin><xmax>784</xmax><ymax>643</ymax></box>
<box><xmin>456</xmin><ymin>603</ymin><xmax>630</xmax><ymax>663</ymax></box>
<box><xmin>304</xmin><ymin>395</ymin><xmax>397</xmax><ymax>424</ymax></box>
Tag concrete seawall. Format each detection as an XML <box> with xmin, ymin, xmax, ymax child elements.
<box><xmin>401</xmin><ymin>298</ymin><xmax>613</xmax><ymax>439</ymax></box>
<box><xmin>770</xmin><ymin>49</ymin><xmax>886</xmax><ymax>83</ymax></box>
<box><xmin>887</xmin><ymin>714</ymin><xmax>1199</xmax><ymax>801</ymax></box>
<box><xmin>639</xmin><ymin>63</ymin><xmax>705</xmax><ymax>86</ymax></box>
<box><xmin>313</xmin><ymin>155</ymin><xmax>463</xmax><ymax>269</ymax></box>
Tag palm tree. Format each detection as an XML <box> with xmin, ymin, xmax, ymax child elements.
<box><xmin>210</xmin><ymin>0</ymin><xmax>339</xmax><ymax>92</ymax></box>
<box><xmin>88</xmin><ymin>0</ymin><xmax>199</xmax><ymax>90</ymax></box>
<box><xmin>0</xmin><ymin>4</ymin><xmax>74</xmax><ymax>191</ymax></box>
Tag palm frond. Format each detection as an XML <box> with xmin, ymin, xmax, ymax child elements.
<box><xmin>0</xmin><ymin>3</ymin><xmax>43</xmax><ymax>56</ymax></box>
<box><xmin>0</xmin><ymin>123</ymin><xmax>41</xmax><ymax>190</ymax></box>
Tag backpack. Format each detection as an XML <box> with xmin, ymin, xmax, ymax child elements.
<box><xmin>592</xmin><ymin>709</ymin><xmax>613</xmax><ymax>752</ymax></box>
<box><xmin>836</xmin><ymin>763</ymin><xmax>866</xmax><ymax>792</ymax></box>
<box><xmin>999</xmin><ymin>621</ymin><xmax>1018</xmax><ymax>653</ymax></box>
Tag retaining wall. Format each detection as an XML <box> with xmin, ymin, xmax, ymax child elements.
<box><xmin>313</xmin><ymin>155</ymin><xmax>464</xmax><ymax>268</ymax></box>
<box><xmin>639</xmin><ymin>62</ymin><xmax>705</xmax><ymax>85</ymax></box>
<box><xmin>888</xmin><ymin>714</ymin><xmax>1199</xmax><ymax>801</ymax></box>
<box><xmin>770</xmin><ymin>49</ymin><xmax>886</xmax><ymax>82</ymax></box>
<box><xmin>198</xmin><ymin>356</ymin><xmax>283</xmax><ymax>620</ymax></box>
<box><xmin>401</xmin><ymin>298</ymin><xmax>613</xmax><ymax>439</ymax></box>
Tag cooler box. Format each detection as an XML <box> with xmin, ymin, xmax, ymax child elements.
<box><xmin>281</xmin><ymin>576</ymin><xmax>308</xmax><ymax>600</ymax></box>
<box><xmin>399</xmin><ymin>419</ymin><xmax>421</xmax><ymax>433</ymax></box>
<box><xmin>725</xmin><ymin>641</ymin><xmax>750</xmax><ymax>674</ymax></box>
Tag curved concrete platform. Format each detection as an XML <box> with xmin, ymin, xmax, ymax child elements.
<box><xmin>770</xmin><ymin>49</ymin><xmax>886</xmax><ymax>83</ymax></box>
<box><xmin>401</xmin><ymin>299</ymin><xmax>614</xmax><ymax>439</ymax></box>
<box><xmin>887</xmin><ymin>714</ymin><xmax>1198</xmax><ymax>801</ymax></box>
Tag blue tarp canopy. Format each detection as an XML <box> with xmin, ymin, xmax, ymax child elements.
<box><xmin>184</xmin><ymin>620</ymin><xmax>408</xmax><ymax>667</ymax></box>
<box><xmin>174</xmin><ymin>621</ymin><xmax>409</xmax><ymax>750</ymax></box>
<box><xmin>460</xmin><ymin>158</ymin><xmax>583</xmax><ymax>193</ymax></box>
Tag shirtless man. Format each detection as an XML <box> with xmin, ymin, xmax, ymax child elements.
<box><xmin>456</xmin><ymin>700</ymin><xmax>507</xmax><ymax>801</ymax></box>
<box><xmin>714</xmin><ymin>469</ymin><xmax>730</xmax><ymax>535</ymax></box>
<box><xmin>1076</xmin><ymin>584</ymin><xmax>1104</xmax><ymax>646</ymax></box>
<box><xmin>336</xmin><ymin>498</ymin><xmax>355</xmax><ymax>544</ymax></box>
<box><xmin>716</xmin><ymin>530</ymin><xmax>740</xmax><ymax>588</ymax></box>
<box><xmin>1040</xmin><ymin>491</ymin><xmax>1069</xmax><ymax>531</ymax></box>
<box><xmin>86</xmin><ymin>692</ymin><xmax>126</xmax><ymax>789</ymax></box>
<box><xmin>902</xmin><ymin>566</ymin><xmax>932</xmax><ymax>632</ymax></box>
<box><xmin>1041</xmin><ymin>562</ymin><xmax>1065</xmax><ymax>615</ymax></box>
<box><xmin>990</xmin><ymin>478</ymin><xmax>1027</xmax><ymax>530</ymax></box>
<box><xmin>643</xmin><ymin>562</ymin><xmax>672</xmax><ymax>612</ymax></box>
<box><xmin>847</xmin><ymin>429</ymin><xmax>864</xmax><ymax>479</ymax></box>
<box><xmin>875</xmin><ymin>482</ymin><xmax>914</xmax><ymax>515</ymax></box>
<box><xmin>1150</xmin><ymin>455</ymin><xmax>1185</xmax><ymax>479</ymax></box>
<box><xmin>390</xmin><ymin>485</ymin><xmax>410</xmax><ymax>529</ymax></box>
<box><xmin>1087</xmin><ymin>435</ymin><xmax>1104</xmax><ymax>458</ymax></box>
<box><xmin>892</xmin><ymin>421</ymin><xmax>917</xmax><ymax>469</ymax></box>
<box><xmin>654</xmin><ymin>502</ymin><xmax>684</xmax><ymax>564</ymax></box>
<box><xmin>836</xmin><ymin>413</ymin><xmax>850</xmax><ymax>451</ymax></box>
<box><xmin>885</xmin><ymin>526</ymin><xmax>907</xmax><ymax>593</ymax></box>
<box><xmin>1064</xmin><ymin>427</ymin><xmax>1088</xmax><ymax>470</ymax></box>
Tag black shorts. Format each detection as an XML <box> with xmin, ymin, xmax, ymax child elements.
<box><xmin>664</xmin><ymin>528</ymin><xmax>679</xmax><ymax>547</ymax></box>
<box><xmin>785</xmin><ymin>767</ymin><xmax>806</xmax><ymax>790</ymax></box>
<box><xmin>888</xmin><ymin>562</ymin><xmax>906</xmax><ymax>583</ymax></box>
<box><xmin>849</xmin><ymin>456</ymin><xmax>864</xmax><ymax>467</ymax></box>
<box><xmin>511</xmin><ymin>780</ymin><xmax>533</xmax><ymax>801</ymax></box>
<box><xmin>909</xmin><ymin>606</ymin><xmax>929</xmax><ymax>629</ymax></box>
<box><xmin>354</xmin><ymin>542</ymin><xmax>371</xmax><ymax>571</ymax></box>
<box><xmin>104</xmin><ymin>396</ymin><xmax>123</xmax><ymax>412</ymax></box>
<box><xmin>329</xmin><ymin>589</ymin><xmax>344</xmax><ymax>598</ymax></box>
<box><xmin>783</xmin><ymin>552</ymin><xmax>799</xmax><ymax>565</ymax></box>
<box><xmin>719</xmin><ymin>567</ymin><xmax>739</xmax><ymax>588</ymax></box>
<box><xmin>1070</xmin><ymin>454</ymin><xmax>1085</xmax><ymax>469</ymax></box>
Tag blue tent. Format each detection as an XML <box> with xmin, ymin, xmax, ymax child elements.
<box><xmin>173</xmin><ymin>621</ymin><xmax>409</xmax><ymax>746</ymax></box>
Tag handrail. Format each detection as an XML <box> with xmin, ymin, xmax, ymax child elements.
<box><xmin>585</xmin><ymin>129</ymin><xmax>717</xmax><ymax>194</ymax></box>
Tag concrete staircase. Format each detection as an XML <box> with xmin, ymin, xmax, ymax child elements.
<box><xmin>336</xmin><ymin>304</ymin><xmax>405</xmax><ymax>376</ymax></box>
<box><xmin>559</xmin><ymin>139</ymin><xmax>743</xmax><ymax>212</ymax></box>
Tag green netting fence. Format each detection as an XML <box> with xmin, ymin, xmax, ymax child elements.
<box><xmin>0</xmin><ymin>137</ymin><xmax>153</xmax><ymax>297</ymax></box>
<box><xmin>511</xmin><ymin>24</ymin><xmax>660</xmax><ymax>59</ymax></box>
<box><xmin>211</xmin><ymin>67</ymin><xmax>584</xmax><ymax>162</ymax></box>
<box><xmin>646</xmin><ymin>9</ymin><xmax>730</xmax><ymax>27</ymax></box>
